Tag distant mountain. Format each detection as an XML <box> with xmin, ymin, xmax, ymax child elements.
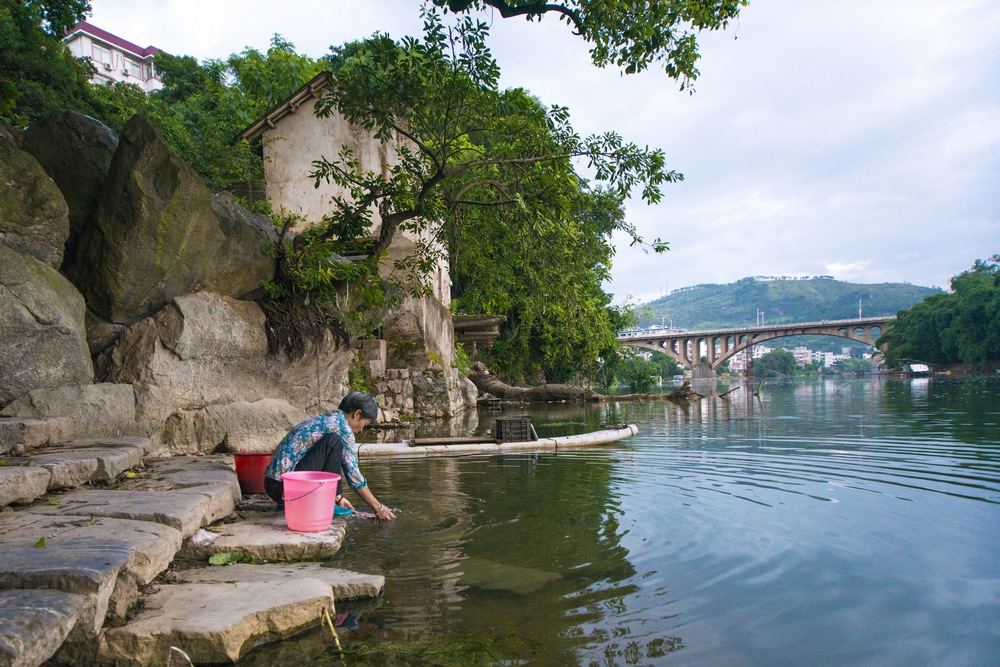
<box><xmin>638</xmin><ymin>276</ymin><xmax>942</xmax><ymax>331</ymax></box>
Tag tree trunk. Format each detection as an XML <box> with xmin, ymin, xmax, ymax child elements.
<box><xmin>665</xmin><ymin>380</ymin><xmax>704</xmax><ymax>401</ymax></box>
<box><xmin>468</xmin><ymin>363</ymin><xmax>603</xmax><ymax>402</ymax></box>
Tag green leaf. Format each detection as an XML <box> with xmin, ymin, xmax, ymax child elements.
<box><xmin>208</xmin><ymin>551</ymin><xmax>252</xmax><ymax>566</ymax></box>
<box><xmin>48</xmin><ymin>499</ymin><xmax>60</xmax><ymax>506</ymax></box>
<box><xmin>34</xmin><ymin>537</ymin><xmax>46</xmax><ymax>548</ymax></box>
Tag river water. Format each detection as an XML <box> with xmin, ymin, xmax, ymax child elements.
<box><xmin>247</xmin><ymin>376</ymin><xmax>1000</xmax><ymax>666</ymax></box>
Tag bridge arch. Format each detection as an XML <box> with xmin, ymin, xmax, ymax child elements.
<box><xmin>620</xmin><ymin>317</ymin><xmax>893</xmax><ymax>370</ymax></box>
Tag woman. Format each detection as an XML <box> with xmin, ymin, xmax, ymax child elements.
<box><xmin>264</xmin><ymin>391</ymin><xmax>396</xmax><ymax>521</ymax></box>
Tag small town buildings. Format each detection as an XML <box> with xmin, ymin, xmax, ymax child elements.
<box><xmin>63</xmin><ymin>21</ymin><xmax>162</xmax><ymax>93</ymax></box>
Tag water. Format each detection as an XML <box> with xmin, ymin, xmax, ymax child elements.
<box><xmin>247</xmin><ymin>376</ymin><xmax>1000</xmax><ymax>666</ymax></box>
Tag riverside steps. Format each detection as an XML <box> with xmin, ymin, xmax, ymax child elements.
<box><xmin>0</xmin><ymin>433</ymin><xmax>384</xmax><ymax>667</ymax></box>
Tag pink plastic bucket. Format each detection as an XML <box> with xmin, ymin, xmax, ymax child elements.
<box><xmin>280</xmin><ymin>471</ymin><xmax>340</xmax><ymax>532</ymax></box>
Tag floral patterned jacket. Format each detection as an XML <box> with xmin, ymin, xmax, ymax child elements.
<box><xmin>264</xmin><ymin>410</ymin><xmax>366</xmax><ymax>489</ymax></box>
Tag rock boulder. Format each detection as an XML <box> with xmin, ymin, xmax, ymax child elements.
<box><xmin>0</xmin><ymin>245</ymin><xmax>93</xmax><ymax>407</ymax></box>
<box><xmin>20</xmin><ymin>111</ymin><xmax>118</xmax><ymax>269</ymax></box>
<box><xmin>94</xmin><ymin>292</ymin><xmax>353</xmax><ymax>449</ymax></box>
<box><xmin>0</xmin><ymin>383</ymin><xmax>137</xmax><ymax>440</ymax></box>
<box><xmin>0</xmin><ymin>132</ymin><xmax>69</xmax><ymax>269</ymax></box>
<box><xmin>162</xmin><ymin>398</ymin><xmax>308</xmax><ymax>455</ymax></box>
<box><xmin>69</xmin><ymin>115</ymin><xmax>276</xmax><ymax>325</ymax></box>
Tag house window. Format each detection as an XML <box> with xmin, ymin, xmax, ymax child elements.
<box><xmin>92</xmin><ymin>43</ymin><xmax>113</xmax><ymax>69</ymax></box>
<box><xmin>124</xmin><ymin>58</ymin><xmax>142</xmax><ymax>78</ymax></box>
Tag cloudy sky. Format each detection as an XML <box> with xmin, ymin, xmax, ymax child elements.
<box><xmin>85</xmin><ymin>0</ymin><xmax>999</xmax><ymax>304</ymax></box>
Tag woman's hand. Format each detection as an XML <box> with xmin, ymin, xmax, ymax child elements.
<box><xmin>336</xmin><ymin>495</ymin><xmax>354</xmax><ymax>510</ymax></box>
<box><xmin>374</xmin><ymin>504</ymin><xmax>396</xmax><ymax>521</ymax></box>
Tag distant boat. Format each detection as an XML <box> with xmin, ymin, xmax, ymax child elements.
<box><xmin>904</xmin><ymin>363</ymin><xmax>931</xmax><ymax>376</ymax></box>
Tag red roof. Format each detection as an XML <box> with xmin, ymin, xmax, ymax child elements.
<box><xmin>66</xmin><ymin>21</ymin><xmax>159</xmax><ymax>58</ymax></box>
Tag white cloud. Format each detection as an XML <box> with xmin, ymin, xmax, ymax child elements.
<box><xmin>86</xmin><ymin>0</ymin><xmax>1000</xmax><ymax>303</ymax></box>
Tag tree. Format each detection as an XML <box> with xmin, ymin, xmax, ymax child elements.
<box><xmin>286</xmin><ymin>8</ymin><xmax>674</xmax><ymax>374</ymax></box>
<box><xmin>879</xmin><ymin>256</ymin><xmax>1000</xmax><ymax>369</ymax></box>
<box><xmin>836</xmin><ymin>358</ymin><xmax>872</xmax><ymax>374</ymax></box>
<box><xmin>435</xmin><ymin>0</ymin><xmax>747</xmax><ymax>86</ymax></box>
<box><xmin>753</xmin><ymin>348</ymin><xmax>796</xmax><ymax>376</ymax></box>
<box><xmin>0</xmin><ymin>0</ymin><xmax>96</xmax><ymax>125</ymax></box>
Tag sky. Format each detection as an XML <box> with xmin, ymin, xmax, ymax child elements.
<box><xmin>85</xmin><ymin>0</ymin><xmax>1000</xmax><ymax>304</ymax></box>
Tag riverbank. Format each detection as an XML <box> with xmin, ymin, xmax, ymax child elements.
<box><xmin>0</xmin><ymin>436</ymin><xmax>384</xmax><ymax>666</ymax></box>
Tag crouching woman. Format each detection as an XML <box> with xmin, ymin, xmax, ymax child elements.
<box><xmin>263</xmin><ymin>391</ymin><xmax>396</xmax><ymax>521</ymax></box>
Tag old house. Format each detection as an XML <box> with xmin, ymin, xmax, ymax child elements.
<box><xmin>238</xmin><ymin>72</ymin><xmax>474</xmax><ymax>416</ymax></box>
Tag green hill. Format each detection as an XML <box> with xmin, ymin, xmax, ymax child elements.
<box><xmin>638</xmin><ymin>277</ymin><xmax>941</xmax><ymax>352</ymax></box>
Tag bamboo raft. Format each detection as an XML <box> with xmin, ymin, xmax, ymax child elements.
<box><xmin>358</xmin><ymin>424</ymin><xmax>639</xmax><ymax>458</ymax></box>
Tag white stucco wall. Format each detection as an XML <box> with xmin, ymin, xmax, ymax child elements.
<box><xmin>261</xmin><ymin>96</ymin><xmax>454</xmax><ymax>368</ymax></box>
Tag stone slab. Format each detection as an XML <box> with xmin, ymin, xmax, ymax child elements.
<box><xmin>0</xmin><ymin>512</ymin><xmax>182</xmax><ymax>587</ymax></box>
<box><xmin>0</xmin><ymin>417</ymin><xmax>70</xmax><ymax>455</ymax></box>
<box><xmin>33</xmin><ymin>488</ymin><xmax>234</xmax><ymax>538</ymax></box>
<box><xmin>0</xmin><ymin>466</ymin><xmax>50</xmax><ymax>507</ymax></box>
<box><xmin>123</xmin><ymin>455</ymin><xmax>241</xmax><ymax>504</ymax></box>
<box><xmin>0</xmin><ymin>589</ymin><xmax>85</xmax><ymax>667</ymax></box>
<box><xmin>0</xmin><ymin>537</ymin><xmax>131</xmax><ymax>639</ymax></box>
<box><xmin>171</xmin><ymin>562</ymin><xmax>385</xmax><ymax>601</ymax></box>
<box><xmin>69</xmin><ymin>436</ymin><xmax>158</xmax><ymax>456</ymax></box>
<box><xmin>178</xmin><ymin>511</ymin><xmax>346</xmax><ymax>563</ymax></box>
<box><xmin>33</xmin><ymin>445</ymin><xmax>142</xmax><ymax>483</ymax></box>
<box><xmin>25</xmin><ymin>453</ymin><xmax>99</xmax><ymax>490</ymax></box>
<box><xmin>97</xmin><ymin>579</ymin><xmax>333</xmax><ymax>665</ymax></box>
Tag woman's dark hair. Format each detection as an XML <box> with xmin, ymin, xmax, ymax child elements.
<box><xmin>339</xmin><ymin>391</ymin><xmax>379</xmax><ymax>421</ymax></box>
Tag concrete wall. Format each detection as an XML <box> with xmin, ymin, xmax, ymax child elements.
<box><xmin>260</xmin><ymin>98</ymin><xmax>454</xmax><ymax>368</ymax></box>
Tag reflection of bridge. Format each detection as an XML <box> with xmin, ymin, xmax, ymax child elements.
<box><xmin>619</xmin><ymin>316</ymin><xmax>894</xmax><ymax>370</ymax></box>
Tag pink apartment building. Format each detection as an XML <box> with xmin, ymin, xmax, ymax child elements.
<box><xmin>63</xmin><ymin>21</ymin><xmax>162</xmax><ymax>93</ymax></box>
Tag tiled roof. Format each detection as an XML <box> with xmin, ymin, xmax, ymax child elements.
<box><xmin>66</xmin><ymin>21</ymin><xmax>159</xmax><ymax>58</ymax></box>
<box><xmin>236</xmin><ymin>71</ymin><xmax>333</xmax><ymax>142</ymax></box>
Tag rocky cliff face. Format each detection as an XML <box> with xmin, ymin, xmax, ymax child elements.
<box><xmin>0</xmin><ymin>112</ymin><xmax>476</xmax><ymax>453</ymax></box>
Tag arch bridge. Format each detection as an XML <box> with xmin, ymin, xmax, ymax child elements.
<box><xmin>619</xmin><ymin>316</ymin><xmax>894</xmax><ymax>370</ymax></box>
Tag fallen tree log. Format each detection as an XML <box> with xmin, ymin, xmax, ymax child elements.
<box><xmin>468</xmin><ymin>362</ymin><xmax>604</xmax><ymax>403</ymax></box>
<box><xmin>666</xmin><ymin>380</ymin><xmax>704</xmax><ymax>402</ymax></box>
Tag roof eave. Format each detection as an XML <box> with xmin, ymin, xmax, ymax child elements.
<box><xmin>235</xmin><ymin>71</ymin><xmax>333</xmax><ymax>143</ymax></box>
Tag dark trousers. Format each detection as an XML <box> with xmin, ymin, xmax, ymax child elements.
<box><xmin>264</xmin><ymin>433</ymin><xmax>345</xmax><ymax>506</ymax></box>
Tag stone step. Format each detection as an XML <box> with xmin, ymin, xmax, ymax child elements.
<box><xmin>0</xmin><ymin>589</ymin><xmax>86</xmax><ymax>667</ymax></box>
<box><xmin>24</xmin><ymin>453</ymin><xmax>238</xmax><ymax>538</ymax></box>
<box><xmin>34</xmin><ymin>486</ymin><xmax>235</xmax><ymax>539</ymax></box>
<box><xmin>0</xmin><ymin>513</ymin><xmax>183</xmax><ymax>623</ymax></box>
<box><xmin>0</xmin><ymin>538</ymin><xmax>132</xmax><ymax>642</ymax></box>
<box><xmin>125</xmin><ymin>455</ymin><xmax>241</xmax><ymax>504</ymax></box>
<box><xmin>179</xmin><ymin>510</ymin><xmax>347</xmax><ymax>563</ymax></box>
<box><xmin>92</xmin><ymin>564</ymin><xmax>385</xmax><ymax>665</ymax></box>
<box><xmin>0</xmin><ymin>417</ymin><xmax>70</xmax><ymax>455</ymax></box>
<box><xmin>170</xmin><ymin>562</ymin><xmax>385</xmax><ymax>602</ymax></box>
<box><xmin>96</xmin><ymin>579</ymin><xmax>335</xmax><ymax>665</ymax></box>
<box><xmin>0</xmin><ymin>466</ymin><xmax>50</xmax><ymax>507</ymax></box>
<box><xmin>0</xmin><ymin>437</ymin><xmax>158</xmax><ymax>507</ymax></box>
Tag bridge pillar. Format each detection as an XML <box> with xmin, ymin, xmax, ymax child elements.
<box><xmin>692</xmin><ymin>362</ymin><xmax>716</xmax><ymax>379</ymax></box>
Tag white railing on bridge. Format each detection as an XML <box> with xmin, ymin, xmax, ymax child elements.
<box><xmin>617</xmin><ymin>316</ymin><xmax>895</xmax><ymax>340</ymax></box>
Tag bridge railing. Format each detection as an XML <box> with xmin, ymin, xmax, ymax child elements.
<box><xmin>617</xmin><ymin>316</ymin><xmax>895</xmax><ymax>340</ymax></box>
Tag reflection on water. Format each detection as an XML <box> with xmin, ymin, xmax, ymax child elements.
<box><xmin>243</xmin><ymin>377</ymin><xmax>1000</xmax><ymax>666</ymax></box>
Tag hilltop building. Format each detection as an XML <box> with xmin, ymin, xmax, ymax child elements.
<box><xmin>63</xmin><ymin>21</ymin><xmax>162</xmax><ymax>93</ymax></box>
